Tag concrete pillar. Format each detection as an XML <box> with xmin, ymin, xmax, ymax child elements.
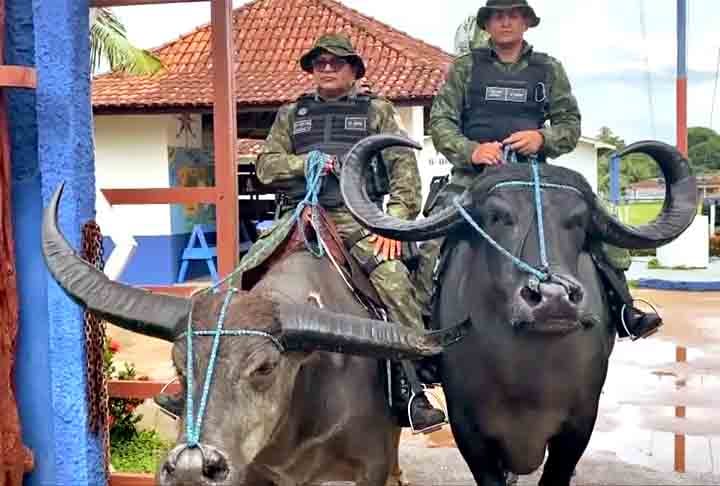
<box><xmin>11</xmin><ymin>0</ymin><xmax>105</xmax><ymax>484</ymax></box>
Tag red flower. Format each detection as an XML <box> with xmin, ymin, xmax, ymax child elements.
<box><xmin>108</xmin><ymin>339</ymin><xmax>120</xmax><ymax>353</ymax></box>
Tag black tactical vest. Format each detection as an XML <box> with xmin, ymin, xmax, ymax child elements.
<box><xmin>462</xmin><ymin>48</ymin><xmax>551</xmax><ymax>149</ymax></box>
<box><xmin>288</xmin><ymin>94</ymin><xmax>388</xmax><ymax>208</ymax></box>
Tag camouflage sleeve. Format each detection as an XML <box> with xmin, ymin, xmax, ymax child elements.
<box><xmin>429</xmin><ymin>55</ymin><xmax>478</xmax><ymax>170</ymax></box>
<box><xmin>256</xmin><ymin>103</ymin><xmax>307</xmax><ymax>190</ymax></box>
<box><xmin>540</xmin><ymin>58</ymin><xmax>581</xmax><ymax>159</ymax></box>
<box><xmin>371</xmin><ymin>98</ymin><xmax>422</xmax><ymax>220</ymax></box>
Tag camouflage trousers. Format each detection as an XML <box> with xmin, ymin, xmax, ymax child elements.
<box><xmin>328</xmin><ymin>209</ymin><xmax>424</xmax><ymax>332</ymax></box>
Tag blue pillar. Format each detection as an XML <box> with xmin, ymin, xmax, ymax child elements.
<box><xmin>10</xmin><ymin>0</ymin><xmax>105</xmax><ymax>484</ymax></box>
<box><xmin>609</xmin><ymin>153</ymin><xmax>621</xmax><ymax>206</ymax></box>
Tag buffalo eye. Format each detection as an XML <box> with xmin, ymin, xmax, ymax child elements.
<box><xmin>484</xmin><ymin>197</ymin><xmax>515</xmax><ymax>227</ymax></box>
<box><xmin>252</xmin><ymin>361</ymin><xmax>277</xmax><ymax>377</ymax></box>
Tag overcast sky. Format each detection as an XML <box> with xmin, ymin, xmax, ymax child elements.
<box><xmin>113</xmin><ymin>0</ymin><xmax>720</xmax><ymax>145</ymax></box>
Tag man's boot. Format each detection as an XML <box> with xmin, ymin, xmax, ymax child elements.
<box><xmin>153</xmin><ymin>392</ymin><xmax>184</xmax><ymax>418</ymax></box>
<box><xmin>592</xmin><ymin>249</ymin><xmax>663</xmax><ymax>340</ymax></box>
<box><xmin>402</xmin><ymin>361</ymin><xmax>446</xmax><ymax>434</ymax></box>
<box><xmin>621</xmin><ymin>304</ymin><xmax>663</xmax><ymax>340</ymax></box>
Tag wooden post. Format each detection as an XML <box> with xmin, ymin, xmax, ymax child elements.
<box><xmin>211</xmin><ymin>0</ymin><xmax>239</xmax><ymax>277</ymax></box>
<box><xmin>0</xmin><ymin>0</ymin><xmax>35</xmax><ymax>482</ymax></box>
<box><xmin>675</xmin><ymin>0</ymin><xmax>687</xmax><ymax>473</ymax></box>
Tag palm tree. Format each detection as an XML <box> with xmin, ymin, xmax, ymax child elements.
<box><xmin>90</xmin><ymin>8</ymin><xmax>163</xmax><ymax>75</ymax></box>
<box><xmin>453</xmin><ymin>14</ymin><xmax>491</xmax><ymax>56</ymax></box>
<box><xmin>453</xmin><ymin>15</ymin><xmax>477</xmax><ymax>56</ymax></box>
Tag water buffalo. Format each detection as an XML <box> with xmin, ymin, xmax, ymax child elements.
<box><xmin>341</xmin><ymin>135</ymin><xmax>697</xmax><ymax>486</ymax></box>
<box><xmin>41</xmin><ymin>187</ymin><xmax>467</xmax><ymax>486</ymax></box>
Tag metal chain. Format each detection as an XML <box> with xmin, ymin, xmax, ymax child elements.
<box><xmin>80</xmin><ymin>221</ymin><xmax>109</xmax><ymax>476</ymax></box>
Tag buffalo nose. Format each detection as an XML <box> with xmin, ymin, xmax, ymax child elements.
<box><xmin>520</xmin><ymin>280</ymin><xmax>584</xmax><ymax>310</ymax></box>
<box><xmin>160</xmin><ymin>444</ymin><xmax>230</xmax><ymax>485</ymax></box>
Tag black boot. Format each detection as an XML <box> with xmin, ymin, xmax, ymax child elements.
<box><xmin>153</xmin><ymin>392</ymin><xmax>184</xmax><ymax>418</ymax></box>
<box><xmin>409</xmin><ymin>392</ymin><xmax>446</xmax><ymax>434</ymax></box>
<box><xmin>621</xmin><ymin>305</ymin><xmax>663</xmax><ymax>340</ymax></box>
<box><xmin>591</xmin><ymin>250</ymin><xmax>663</xmax><ymax>341</ymax></box>
<box><xmin>402</xmin><ymin>361</ymin><xmax>446</xmax><ymax>433</ymax></box>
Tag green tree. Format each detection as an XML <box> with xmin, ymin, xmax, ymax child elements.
<box><xmin>90</xmin><ymin>8</ymin><xmax>163</xmax><ymax>75</ymax></box>
<box><xmin>688</xmin><ymin>126</ymin><xmax>720</xmax><ymax>174</ymax></box>
<box><xmin>596</xmin><ymin>126</ymin><xmax>658</xmax><ymax>196</ymax></box>
<box><xmin>453</xmin><ymin>14</ymin><xmax>490</xmax><ymax>56</ymax></box>
<box><xmin>454</xmin><ymin>15</ymin><xmax>477</xmax><ymax>56</ymax></box>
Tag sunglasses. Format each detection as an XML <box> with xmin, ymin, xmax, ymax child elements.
<box><xmin>312</xmin><ymin>57</ymin><xmax>350</xmax><ymax>72</ymax></box>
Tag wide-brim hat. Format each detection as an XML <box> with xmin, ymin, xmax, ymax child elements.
<box><xmin>476</xmin><ymin>0</ymin><xmax>540</xmax><ymax>28</ymax></box>
<box><xmin>299</xmin><ymin>33</ymin><xmax>366</xmax><ymax>79</ymax></box>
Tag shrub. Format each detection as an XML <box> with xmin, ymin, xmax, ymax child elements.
<box><xmin>104</xmin><ymin>338</ymin><xmax>149</xmax><ymax>442</ymax></box>
<box><xmin>110</xmin><ymin>429</ymin><xmax>172</xmax><ymax>473</ymax></box>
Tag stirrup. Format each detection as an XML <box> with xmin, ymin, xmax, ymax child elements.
<box><xmin>152</xmin><ymin>377</ymin><xmax>181</xmax><ymax>421</ymax></box>
<box><xmin>407</xmin><ymin>389</ymin><xmax>448</xmax><ymax>435</ymax></box>
<box><xmin>619</xmin><ymin>299</ymin><xmax>661</xmax><ymax>342</ymax></box>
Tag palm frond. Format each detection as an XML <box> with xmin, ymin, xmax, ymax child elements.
<box><xmin>454</xmin><ymin>15</ymin><xmax>477</xmax><ymax>56</ymax></box>
<box><xmin>90</xmin><ymin>8</ymin><xmax>164</xmax><ymax>76</ymax></box>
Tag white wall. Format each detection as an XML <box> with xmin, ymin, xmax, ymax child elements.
<box><xmin>94</xmin><ymin>115</ymin><xmax>174</xmax><ymax>235</ymax></box>
<box><xmin>418</xmin><ymin>136</ymin><xmax>453</xmax><ymax>205</ymax></box>
<box><xmin>657</xmin><ymin>216</ymin><xmax>709</xmax><ymax>268</ymax></box>
<box><xmin>550</xmin><ymin>141</ymin><xmax>599</xmax><ymax>194</ymax></box>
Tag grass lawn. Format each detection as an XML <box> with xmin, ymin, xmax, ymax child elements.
<box><xmin>617</xmin><ymin>202</ymin><xmax>662</xmax><ymax>225</ymax></box>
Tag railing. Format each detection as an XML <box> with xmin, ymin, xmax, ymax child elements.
<box><xmin>108</xmin><ymin>380</ymin><xmax>182</xmax><ymax>486</ymax></box>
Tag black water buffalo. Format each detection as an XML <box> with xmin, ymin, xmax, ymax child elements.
<box><xmin>41</xmin><ymin>188</ymin><xmax>466</xmax><ymax>486</ymax></box>
<box><xmin>341</xmin><ymin>135</ymin><xmax>697</xmax><ymax>486</ymax></box>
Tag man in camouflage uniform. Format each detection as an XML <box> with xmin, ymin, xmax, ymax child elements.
<box><xmin>418</xmin><ymin>0</ymin><xmax>662</xmax><ymax>340</ymax></box>
<box><xmin>255</xmin><ymin>33</ymin><xmax>446</xmax><ymax>431</ymax></box>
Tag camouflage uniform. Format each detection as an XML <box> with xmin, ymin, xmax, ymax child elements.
<box><xmin>255</xmin><ymin>35</ymin><xmax>446</xmax><ymax>433</ymax></box>
<box><xmin>256</xmin><ymin>87</ymin><xmax>424</xmax><ymax>333</ymax></box>
<box><xmin>416</xmin><ymin>32</ymin><xmax>581</xmax><ymax>314</ymax></box>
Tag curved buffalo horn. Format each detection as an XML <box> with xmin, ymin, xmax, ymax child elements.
<box><xmin>42</xmin><ymin>184</ymin><xmax>190</xmax><ymax>341</ymax></box>
<box><xmin>341</xmin><ymin>134</ymin><xmax>468</xmax><ymax>241</ymax></box>
<box><xmin>276</xmin><ymin>303</ymin><xmax>469</xmax><ymax>360</ymax></box>
<box><xmin>593</xmin><ymin>141</ymin><xmax>698</xmax><ymax>249</ymax></box>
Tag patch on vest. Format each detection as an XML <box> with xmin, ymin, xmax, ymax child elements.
<box><xmin>293</xmin><ymin>119</ymin><xmax>312</xmax><ymax>134</ymax></box>
<box><xmin>345</xmin><ymin>116</ymin><xmax>368</xmax><ymax>131</ymax></box>
<box><xmin>485</xmin><ymin>86</ymin><xmax>528</xmax><ymax>103</ymax></box>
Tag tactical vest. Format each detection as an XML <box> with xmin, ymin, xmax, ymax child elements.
<box><xmin>462</xmin><ymin>48</ymin><xmax>551</xmax><ymax>150</ymax></box>
<box><xmin>287</xmin><ymin>94</ymin><xmax>389</xmax><ymax>208</ymax></box>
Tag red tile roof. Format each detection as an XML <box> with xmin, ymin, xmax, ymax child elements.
<box><xmin>93</xmin><ymin>0</ymin><xmax>452</xmax><ymax>112</ymax></box>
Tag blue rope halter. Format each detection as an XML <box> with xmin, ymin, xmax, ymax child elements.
<box><xmin>453</xmin><ymin>153</ymin><xmax>583</xmax><ymax>286</ymax></box>
<box><xmin>179</xmin><ymin>151</ymin><xmax>331</xmax><ymax>447</ymax></box>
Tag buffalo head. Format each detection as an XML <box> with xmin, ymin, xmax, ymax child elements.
<box><xmin>341</xmin><ymin>135</ymin><xmax>697</xmax><ymax>333</ymax></box>
<box><xmin>41</xmin><ymin>186</ymin><xmax>462</xmax><ymax>486</ymax></box>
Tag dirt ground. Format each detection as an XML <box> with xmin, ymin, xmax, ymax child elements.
<box><xmin>109</xmin><ymin>288</ymin><xmax>720</xmax><ymax>485</ymax></box>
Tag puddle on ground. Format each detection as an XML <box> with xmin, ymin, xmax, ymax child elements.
<box><xmin>588</xmin><ymin>336</ymin><xmax>720</xmax><ymax>475</ymax></box>
<box><xmin>415</xmin><ymin>289</ymin><xmax>720</xmax><ymax>475</ymax></box>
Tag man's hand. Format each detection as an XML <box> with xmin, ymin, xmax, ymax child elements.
<box><xmin>322</xmin><ymin>155</ymin><xmax>338</xmax><ymax>175</ymax></box>
<box><xmin>369</xmin><ymin>234</ymin><xmax>402</xmax><ymax>261</ymax></box>
<box><xmin>471</xmin><ymin>142</ymin><xmax>504</xmax><ymax>166</ymax></box>
<box><xmin>503</xmin><ymin>130</ymin><xmax>544</xmax><ymax>156</ymax></box>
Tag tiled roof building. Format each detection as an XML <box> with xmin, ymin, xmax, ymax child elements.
<box><xmin>93</xmin><ymin>0</ymin><xmax>452</xmax><ymax>112</ymax></box>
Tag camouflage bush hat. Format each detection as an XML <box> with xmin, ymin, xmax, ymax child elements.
<box><xmin>299</xmin><ymin>33</ymin><xmax>366</xmax><ymax>79</ymax></box>
<box><xmin>476</xmin><ymin>0</ymin><xmax>540</xmax><ymax>28</ymax></box>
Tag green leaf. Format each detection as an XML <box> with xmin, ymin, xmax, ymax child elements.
<box><xmin>90</xmin><ymin>8</ymin><xmax>164</xmax><ymax>76</ymax></box>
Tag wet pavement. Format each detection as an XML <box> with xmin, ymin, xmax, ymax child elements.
<box><xmin>109</xmin><ymin>287</ymin><xmax>720</xmax><ymax>484</ymax></box>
